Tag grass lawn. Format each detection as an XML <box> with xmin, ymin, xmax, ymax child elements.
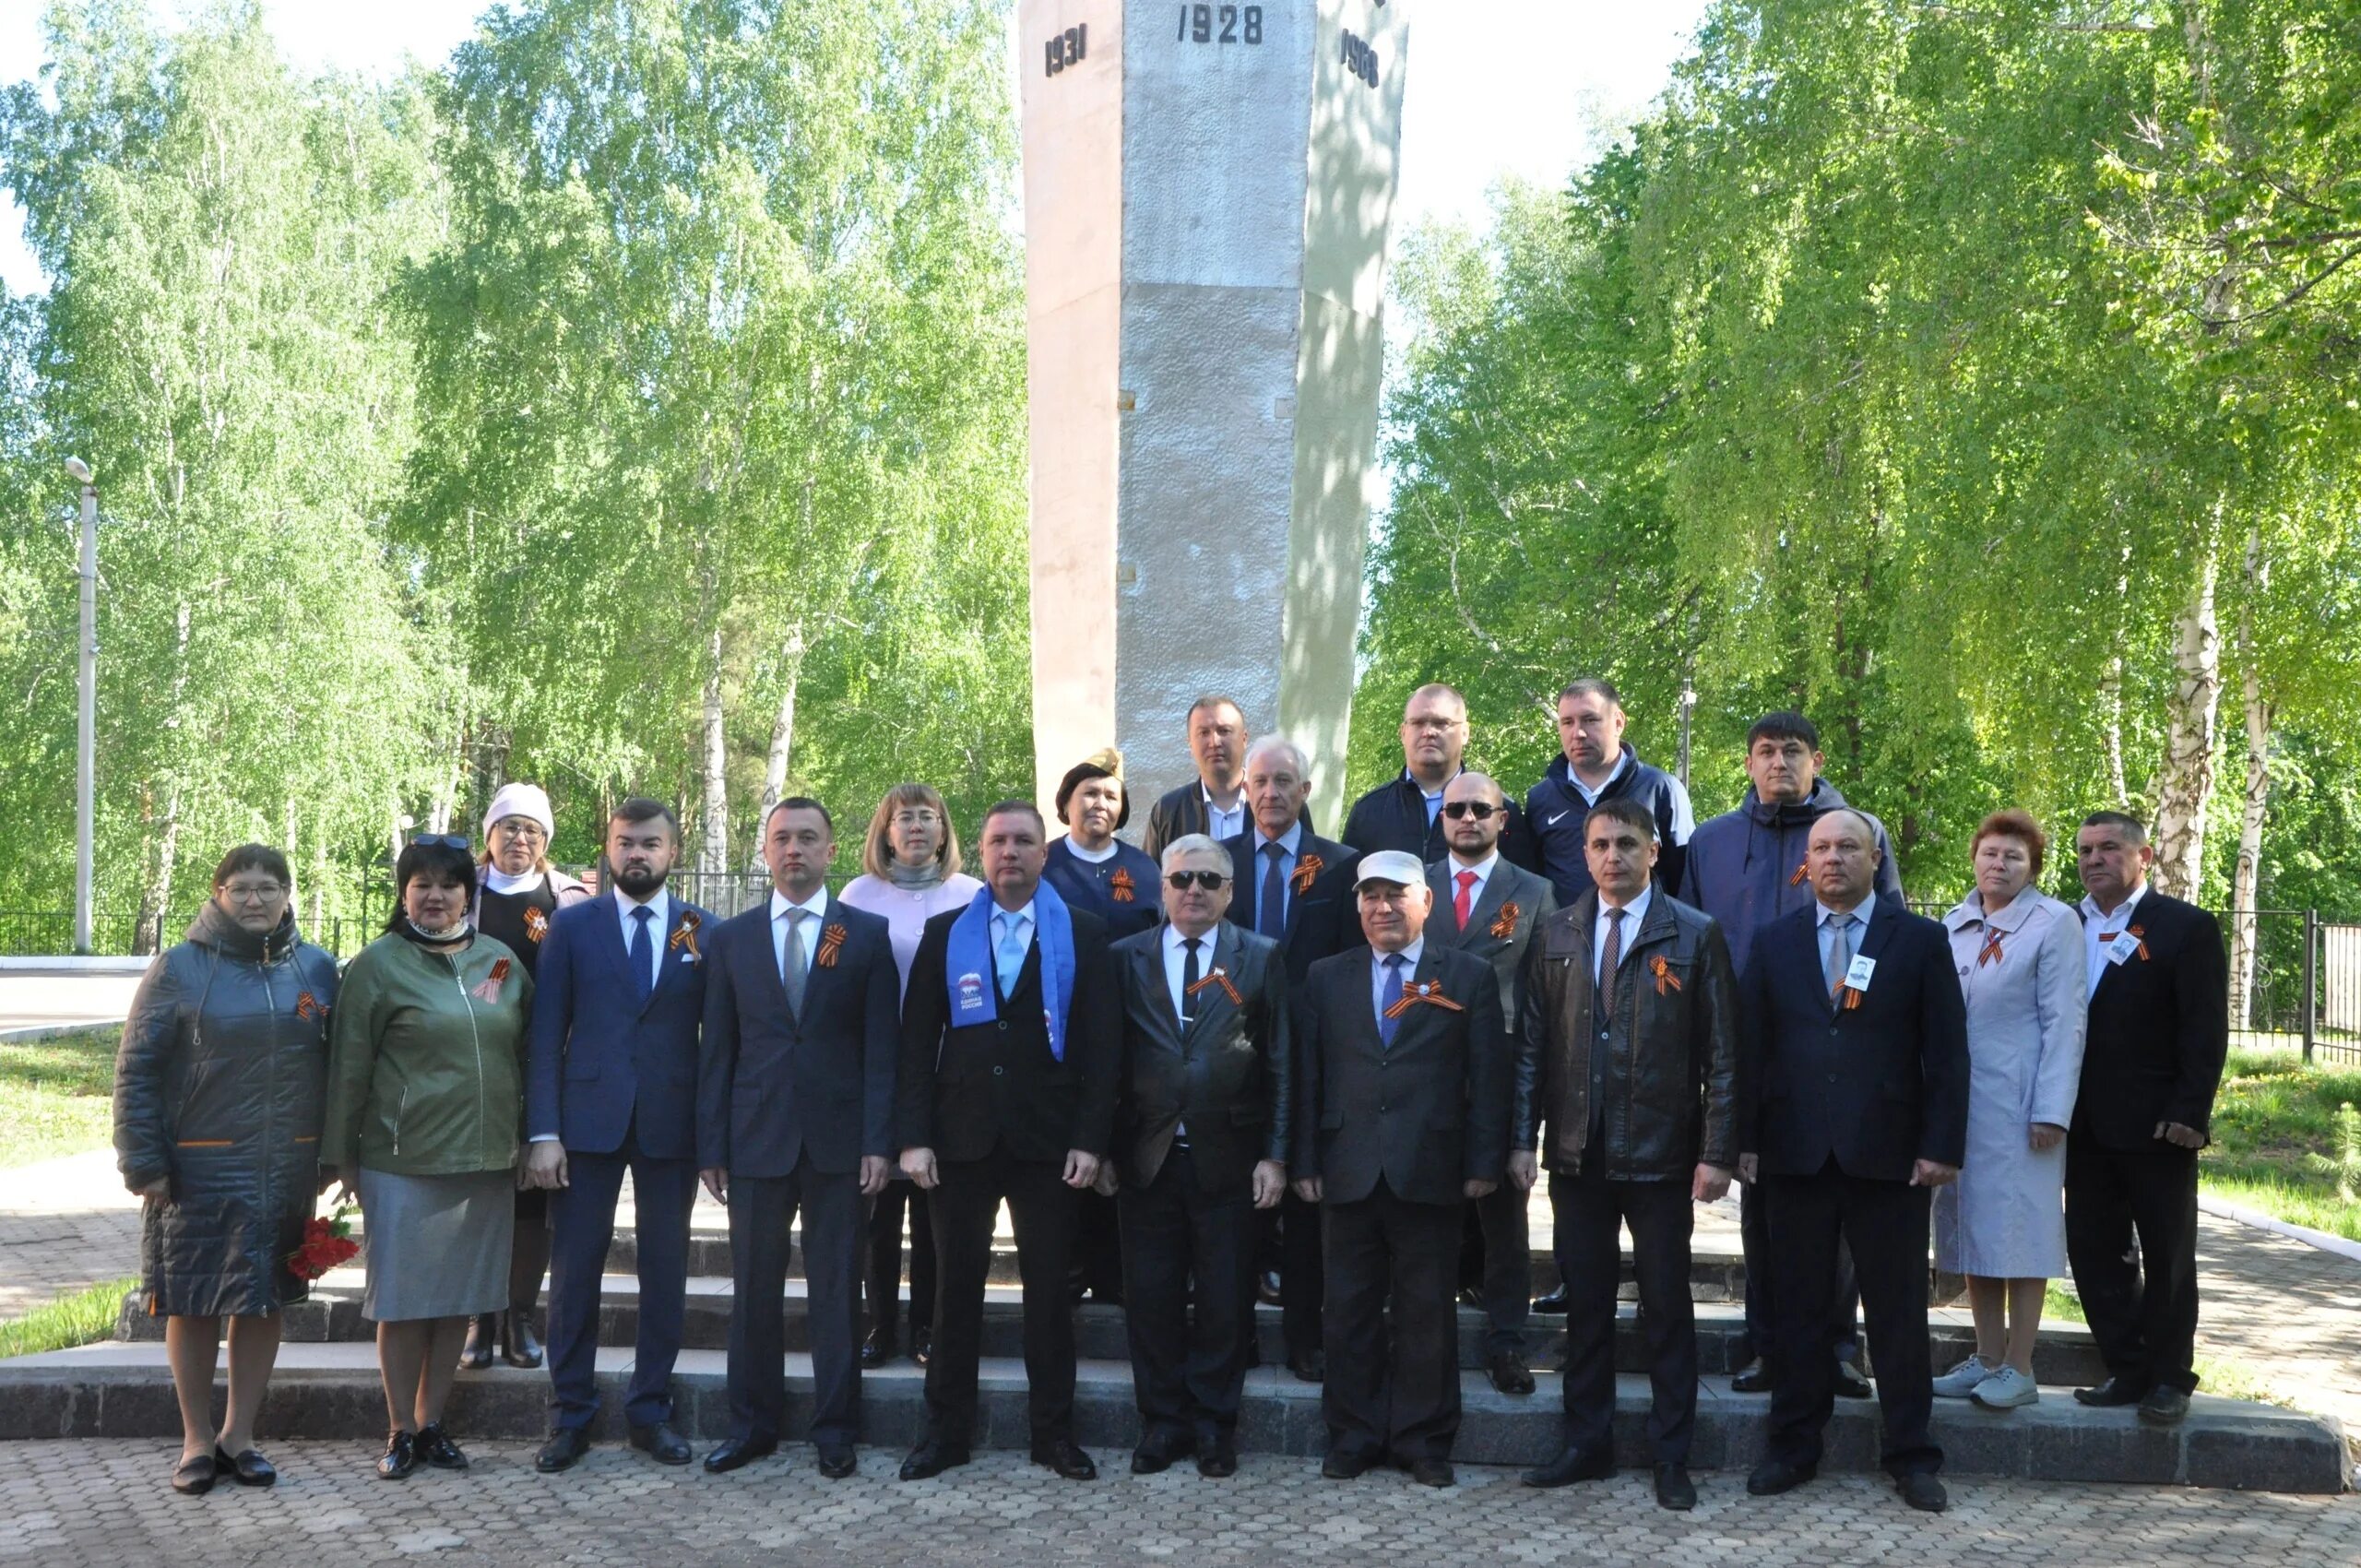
<box><xmin>0</xmin><ymin>1277</ymin><xmax>137</xmax><ymax>1360</ymax></box>
<box><xmin>0</xmin><ymin>1027</ymin><xmax>120</xmax><ymax>1169</ymax></box>
<box><xmin>2202</xmin><ymin>1047</ymin><xmax>2361</xmax><ymax>1242</ymax></box>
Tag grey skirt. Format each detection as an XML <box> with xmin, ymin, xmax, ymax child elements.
<box><xmin>356</xmin><ymin>1167</ymin><xmax>516</xmax><ymax>1323</ymax></box>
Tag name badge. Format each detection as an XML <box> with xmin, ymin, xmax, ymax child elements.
<box><xmin>1844</xmin><ymin>955</ymin><xmax>1878</xmax><ymax>992</ymax></box>
<box><xmin>2105</xmin><ymin>932</ymin><xmax>2141</xmax><ymax>965</ymax></box>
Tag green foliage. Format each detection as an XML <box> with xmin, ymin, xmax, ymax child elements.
<box><xmin>0</xmin><ymin>1277</ymin><xmax>139</xmax><ymax>1359</ymax></box>
<box><xmin>0</xmin><ymin>1026</ymin><xmax>119</xmax><ymax>1167</ymax></box>
<box><xmin>2203</xmin><ymin>1048</ymin><xmax>2361</xmax><ymax>1241</ymax></box>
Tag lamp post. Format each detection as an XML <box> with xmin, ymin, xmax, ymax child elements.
<box><xmin>64</xmin><ymin>457</ymin><xmax>95</xmax><ymax>955</ymax></box>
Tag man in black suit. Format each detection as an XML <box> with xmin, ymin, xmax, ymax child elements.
<box><xmin>694</xmin><ymin>799</ymin><xmax>898</xmax><ymax>1479</ymax></box>
<box><xmin>1738</xmin><ymin>808</ymin><xmax>1967</xmax><ymax>1514</ymax></box>
<box><xmin>1513</xmin><ymin>798</ymin><xmax>1740</xmax><ymax>1512</ymax></box>
<box><xmin>896</xmin><ymin>801</ymin><xmax>1121</xmax><ymax>1482</ymax></box>
<box><xmin>1144</xmin><ymin>695</ymin><xmax>1254</xmax><ymax>863</ymax></box>
<box><xmin>1342</xmin><ymin>683</ymin><xmax>1540</xmax><ymax>870</ymax></box>
<box><xmin>1420</xmin><ymin>770</ymin><xmax>1556</xmax><ymax>1395</ymax></box>
<box><xmin>1109</xmin><ymin>833</ymin><xmax>1292</xmax><ymax>1479</ymax></box>
<box><xmin>2066</xmin><ymin>812</ymin><xmax>2228</xmax><ymax>1427</ymax></box>
<box><xmin>1293</xmin><ymin>849</ymin><xmax>1510</xmax><ymax>1489</ymax></box>
<box><xmin>1224</xmin><ymin>735</ymin><xmax>1360</xmax><ymax>1382</ymax></box>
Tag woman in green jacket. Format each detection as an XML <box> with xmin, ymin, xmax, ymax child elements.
<box><xmin>323</xmin><ymin>837</ymin><xmax>533</xmax><ymax>1480</ymax></box>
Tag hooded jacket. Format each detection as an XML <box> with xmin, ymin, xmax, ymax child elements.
<box><xmin>1525</xmin><ymin>746</ymin><xmax>1694</xmax><ymax>905</ymax></box>
<box><xmin>1681</xmin><ymin>779</ymin><xmax>1905</xmax><ymax>977</ymax></box>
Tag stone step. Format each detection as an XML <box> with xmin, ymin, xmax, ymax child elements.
<box><xmin>113</xmin><ymin>1277</ymin><xmax>2110</xmax><ymax>1389</ymax></box>
<box><xmin>0</xmin><ymin>1342</ymin><xmax>2339</xmax><ymax>1492</ymax></box>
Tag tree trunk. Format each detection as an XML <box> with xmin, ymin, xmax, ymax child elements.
<box><xmin>750</xmin><ymin>625</ymin><xmax>808</xmax><ymax>870</ymax></box>
<box><xmin>2151</xmin><ymin>540</ymin><xmax>2221</xmax><ymax>901</ymax></box>
<box><xmin>699</xmin><ymin>627</ymin><xmax>730</xmax><ymax>883</ymax></box>
<box><xmin>135</xmin><ymin>783</ymin><xmax>182</xmax><ymax>957</ymax></box>
<box><xmin>2226</xmin><ymin>527</ymin><xmax>2271</xmax><ymax>1028</ymax></box>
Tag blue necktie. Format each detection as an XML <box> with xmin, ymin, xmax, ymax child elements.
<box><xmin>1258</xmin><ymin>842</ymin><xmax>1287</xmax><ymax>939</ymax></box>
<box><xmin>996</xmin><ymin>912</ymin><xmax>1028</xmax><ymax>1001</ymax></box>
<box><xmin>1377</xmin><ymin>953</ymin><xmax>1406</xmax><ymax>1049</ymax></box>
<box><xmin>627</xmin><ymin>906</ymin><xmax>654</xmax><ymax>1004</ymax></box>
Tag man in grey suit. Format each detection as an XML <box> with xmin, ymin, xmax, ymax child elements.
<box><xmin>1423</xmin><ymin>772</ymin><xmax>1556</xmax><ymax>1395</ymax></box>
<box><xmin>1109</xmin><ymin>835</ymin><xmax>1292</xmax><ymax>1479</ymax></box>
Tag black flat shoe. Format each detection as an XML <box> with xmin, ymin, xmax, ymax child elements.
<box><xmin>1131</xmin><ymin>1431</ymin><xmax>1194</xmax><ymax>1474</ymax></box>
<box><xmin>502</xmin><ymin>1308</ymin><xmax>544</xmax><ymax>1370</ymax></box>
<box><xmin>628</xmin><ymin>1421</ymin><xmax>693</xmax><ymax>1465</ymax></box>
<box><xmin>860</xmin><ymin>1330</ymin><xmax>896</xmax><ymax>1370</ymax></box>
<box><xmin>1196</xmin><ymin>1442</ymin><xmax>1238</xmax><ymax>1479</ymax></box>
<box><xmin>1530</xmin><ymin>1285</ymin><xmax>1571</xmax><ymax>1314</ymax></box>
<box><xmin>213</xmin><ymin>1444</ymin><xmax>276</xmax><ymax>1487</ymax></box>
<box><xmin>1896</xmin><ymin>1472</ymin><xmax>1948</xmax><ymax>1512</ymax></box>
<box><xmin>817</xmin><ymin>1445</ymin><xmax>858</xmax><ymax>1479</ymax></box>
<box><xmin>414</xmin><ymin>1422</ymin><xmax>469</xmax><ymax>1471</ymax></box>
<box><xmin>898</xmin><ymin>1439</ymin><xmax>969</xmax><ymax>1480</ymax></box>
<box><xmin>1487</xmin><ymin>1350</ymin><xmax>1536</xmax><ymax>1396</ymax></box>
<box><xmin>2073</xmin><ymin>1375</ymin><xmax>2150</xmax><ymax>1408</ymax></box>
<box><xmin>457</xmin><ymin>1316</ymin><xmax>494</xmax><ymax>1371</ymax></box>
<box><xmin>172</xmin><ymin>1453</ymin><xmax>217</xmax><ymax>1495</ymax></box>
<box><xmin>2138</xmin><ymin>1386</ymin><xmax>2191</xmax><ymax>1426</ymax></box>
<box><xmin>1321</xmin><ymin>1449</ymin><xmax>1378</xmax><ymax>1480</ymax></box>
<box><xmin>1833</xmin><ymin>1360</ymin><xmax>1873</xmax><ymax>1399</ymax></box>
<box><xmin>536</xmin><ymin>1428</ymin><xmax>592</xmax><ymax>1473</ymax></box>
<box><xmin>701</xmin><ymin>1436</ymin><xmax>777</xmax><ymax>1474</ymax></box>
<box><xmin>1406</xmin><ymin>1457</ymin><xmax>1454</xmax><ymax>1488</ymax></box>
<box><xmin>1728</xmin><ymin>1359</ymin><xmax>1774</xmax><ymax>1394</ymax></box>
<box><xmin>1746</xmin><ymin>1458</ymin><xmax>1816</xmax><ymax>1496</ymax></box>
<box><xmin>1287</xmin><ymin>1348</ymin><xmax>1326</xmax><ymax>1384</ymax></box>
<box><xmin>909</xmin><ymin>1327</ymin><xmax>932</xmax><ymax>1367</ymax></box>
<box><xmin>1031</xmin><ymin>1438</ymin><xmax>1097</xmax><ymax>1480</ymax></box>
<box><xmin>1655</xmin><ymin>1463</ymin><xmax>1696</xmax><ymax>1511</ymax></box>
<box><xmin>376</xmin><ymin>1431</ymin><xmax>419</xmax><ymax>1481</ymax></box>
<box><xmin>1521</xmin><ymin>1446</ymin><xmax>1614</xmax><ymax>1488</ymax></box>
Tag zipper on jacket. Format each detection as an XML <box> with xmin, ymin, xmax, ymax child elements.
<box><xmin>393</xmin><ymin>1085</ymin><xmax>409</xmax><ymax>1157</ymax></box>
<box><xmin>448</xmin><ymin>954</ymin><xmax>486</xmax><ymax>1162</ymax></box>
<box><xmin>259</xmin><ymin>950</ymin><xmax>279</xmax><ymax>1216</ymax></box>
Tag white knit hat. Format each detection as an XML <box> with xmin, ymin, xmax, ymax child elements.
<box><xmin>484</xmin><ymin>781</ymin><xmax>555</xmax><ymax>838</ymax></box>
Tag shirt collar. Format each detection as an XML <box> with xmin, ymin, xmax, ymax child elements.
<box><xmin>1602</xmin><ymin>884</ymin><xmax>1653</xmax><ymax>926</ymax></box>
<box><xmin>2081</xmin><ymin>883</ymin><xmax>2147</xmax><ymax>927</ymax></box>
<box><xmin>616</xmin><ymin>885</ymin><xmax>670</xmax><ymax>926</ymax></box>
<box><xmin>993</xmin><ymin>898</ymin><xmax>1037</xmax><ymax>928</ymax></box>
<box><xmin>1166</xmin><ymin>922</ymin><xmax>1215</xmax><ymax>955</ymax></box>
<box><xmin>1448</xmin><ymin>849</ymin><xmax>1500</xmax><ymax>881</ymax></box>
<box><xmin>1405</xmin><ymin>766</ymin><xmax>1454</xmax><ymax>800</ymax></box>
<box><xmin>1378</xmin><ymin>936</ymin><xmax>1425</xmax><ymax>969</ymax></box>
<box><xmin>768</xmin><ymin>885</ymin><xmax>828</xmax><ymax>922</ymax></box>
<box><xmin>1254</xmin><ymin>820</ymin><xmax>1304</xmax><ymax>857</ymax></box>
<box><xmin>1572</xmin><ymin>748</ymin><xmax>1631</xmax><ymax>798</ymax></box>
<box><xmin>1817</xmin><ymin>891</ymin><xmax>1874</xmax><ymax>927</ymax></box>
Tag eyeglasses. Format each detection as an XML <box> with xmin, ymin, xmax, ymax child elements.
<box><xmin>1165</xmin><ymin>871</ymin><xmax>1229</xmax><ymax>892</ymax></box>
<box><xmin>220</xmin><ymin>884</ymin><xmax>287</xmax><ymax>903</ymax></box>
<box><xmin>491</xmin><ymin>820</ymin><xmax>546</xmax><ymax>838</ymax></box>
<box><xmin>891</xmin><ymin>811</ymin><xmax>941</xmax><ymax>826</ymax></box>
<box><xmin>409</xmin><ymin>834</ymin><xmax>470</xmax><ymax>849</ymax></box>
<box><xmin>1441</xmin><ymin>802</ymin><xmax>1500</xmax><ymax>820</ymax></box>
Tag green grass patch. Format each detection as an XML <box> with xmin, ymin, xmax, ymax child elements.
<box><xmin>0</xmin><ymin>1027</ymin><xmax>120</xmax><ymax>1169</ymax></box>
<box><xmin>0</xmin><ymin>1277</ymin><xmax>136</xmax><ymax>1360</ymax></box>
<box><xmin>2201</xmin><ymin>1047</ymin><xmax>2361</xmax><ymax>1242</ymax></box>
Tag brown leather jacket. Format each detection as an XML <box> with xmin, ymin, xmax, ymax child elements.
<box><xmin>1513</xmin><ymin>888</ymin><xmax>1742</xmax><ymax>1178</ymax></box>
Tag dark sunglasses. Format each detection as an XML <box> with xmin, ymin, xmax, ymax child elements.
<box><xmin>1440</xmin><ymin>802</ymin><xmax>1500</xmax><ymax>821</ymax></box>
<box><xmin>409</xmin><ymin>833</ymin><xmax>471</xmax><ymax>849</ymax></box>
<box><xmin>1165</xmin><ymin>870</ymin><xmax>1229</xmax><ymax>892</ymax></box>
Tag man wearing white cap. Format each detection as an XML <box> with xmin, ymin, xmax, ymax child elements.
<box><xmin>465</xmin><ymin>782</ymin><xmax>591</xmax><ymax>1372</ymax></box>
<box><xmin>1290</xmin><ymin>849</ymin><xmax>1511</xmax><ymax>1489</ymax></box>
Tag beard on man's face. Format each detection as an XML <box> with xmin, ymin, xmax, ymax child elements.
<box><xmin>611</xmin><ymin>862</ymin><xmax>669</xmax><ymax>898</ymax></box>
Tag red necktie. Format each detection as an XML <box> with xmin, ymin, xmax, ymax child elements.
<box><xmin>1453</xmin><ymin>869</ymin><xmax>1477</xmax><ymax>930</ymax></box>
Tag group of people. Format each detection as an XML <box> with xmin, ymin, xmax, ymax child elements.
<box><xmin>112</xmin><ymin>680</ymin><xmax>2227</xmax><ymax>1516</ymax></box>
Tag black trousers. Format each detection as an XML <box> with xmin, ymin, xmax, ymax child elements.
<box><xmin>1323</xmin><ymin>1179</ymin><xmax>1462</xmax><ymax>1463</ymax></box>
<box><xmin>1118</xmin><ymin>1146</ymin><xmax>1260</xmax><ymax>1443</ymax></box>
<box><xmin>1271</xmin><ymin>1190</ymin><xmax>1325</xmax><ymax>1357</ymax></box>
<box><xmin>2064</xmin><ymin>1129</ymin><xmax>2201</xmax><ymax>1396</ymax></box>
<box><xmin>926</xmin><ymin>1148</ymin><xmax>1079</xmax><ymax>1446</ymax></box>
<box><xmin>545</xmin><ymin>1125</ymin><xmax>697</xmax><ymax>1431</ymax></box>
<box><xmin>1762</xmin><ymin>1161</ymin><xmax>1939</xmax><ymax>1478</ymax></box>
<box><xmin>865</xmin><ymin>1179</ymin><xmax>934</xmax><ymax>1343</ymax></box>
<box><xmin>1455</xmin><ymin>1182</ymin><xmax>1532</xmax><ymax>1354</ymax></box>
<box><xmin>726</xmin><ymin>1156</ymin><xmax>863</xmax><ymax>1446</ymax></box>
<box><xmin>1739</xmin><ymin>1179</ymin><xmax>1860</xmax><ymax>1366</ymax></box>
<box><xmin>1549</xmin><ymin>1164</ymin><xmax>1694</xmax><ymax>1463</ymax></box>
<box><xmin>1073</xmin><ymin>1186</ymin><xmax>1124</xmax><ymax>1299</ymax></box>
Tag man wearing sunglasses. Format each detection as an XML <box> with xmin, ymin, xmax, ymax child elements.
<box><xmin>1342</xmin><ymin>684</ymin><xmax>1540</xmax><ymax>869</ymax></box>
<box><xmin>1106</xmin><ymin>836</ymin><xmax>1292</xmax><ymax>1479</ymax></box>
<box><xmin>1421</xmin><ymin>772</ymin><xmax>1558</xmax><ymax>1396</ymax></box>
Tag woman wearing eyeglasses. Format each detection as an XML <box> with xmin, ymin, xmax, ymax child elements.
<box><xmin>458</xmin><ymin>783</ymin><xmax>589</xmax><ymax>1372</ymax></box>
<box><xmin>323</xmin><ymin>835</ymin><xmax>534</xmax><ymax>1479</ymax></box>
<box><xmin>837</xmin><ymin>783</ymin><xmax>983</xmax><ymax>1369</ymax></box>
<box><xmin>1041</xmin><ymin>748</ymin><xmax>1165</xmax><ymax>942</ymax></box>
<box><xmin>113</xmin><ymin>844</ymin><xmax>343</xmax><ymax>1494</ymax></box>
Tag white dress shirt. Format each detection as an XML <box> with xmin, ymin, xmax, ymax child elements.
<box><xmin>2080</xmin><ymin>883</ymin><xmax>2148</xmax><ymax>998</ymax></box>
<box><xmin>1594</xmin><ymin>884</ymin><xmax>1653</xmax><ymax>989</ymax></box>
<box><xmin>615</xmin><ymin>885</ymin><xmax>671</xmax><ymax>992</ymax></box>
<box><xmin>1370</xmin><ymin>937</ymin><xmax>1426</xmax><ymax>1027</ymax></box>
<box><xmin>1445</xmin><ymin>849</ymin><xmax>1499</xmax><ymax>924</ymax></box>
<box><xmin>769</xmin><ymin>885</ymin><xmax>829</xmax><ymax>980</ymax></box>
<box><xmin>1163</xmin><ymin>922</ymin><xmax>1217</xmax><ymax>1024</ymax></box>
<box><xmin>1567</xmin><ymin>750</ymin><xmax>1631</xmax><ymax>806</ymax></box>
<box><xmin>1202</xmin><ymin>783</ymin><xmax>1247</xmax><ymax>845</ymax></box>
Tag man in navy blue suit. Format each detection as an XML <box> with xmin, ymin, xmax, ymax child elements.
<box><xmin>525</xmin><ymin>798</ymin><xmax>712</xmax><ymax>1473</ymax></box>
<box><xmin>1738</xmin><ymin>808</ymin><xmax>1968</xmax><ymax>1514</ymax></box>
<box><xmin>696</xmin><ymin>798</ymin><xmax>900</xmax><ymax>1479</ymax></box>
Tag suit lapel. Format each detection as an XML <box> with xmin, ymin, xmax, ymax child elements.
<box><xmin>591</xmin><ymin>894</ymin><xmax>635</xmax><ymax>992</ymax></box>
<box><xmin>1463</xmin><ymin>863</ymin><xmax>1516</xmax><ymax>943</ymax></box>
<box><xmin>1181</xmin><ymin>923</ymin><xmax>1244</xmax><ymax>1046</ymax></box>
<box><xmin>1131</xmin><ymin>937</ymin><xmax>1184</xmax><ymax>1051</ymax></box>
<box><xmin>1382</xmin><ymin>945</ymin><xmax>1453</xmax><ymax>1055</ymax></box>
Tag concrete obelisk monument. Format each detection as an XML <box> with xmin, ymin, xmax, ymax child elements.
<box><xmin>1017</xmin><ymin>0</ymin><xmax>1410</xmax><ymax>830</ymax></box>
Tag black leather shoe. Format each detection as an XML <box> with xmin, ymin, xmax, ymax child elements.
<box><xmin>1896</xmin><ymin>1472</ymin><xmax>1949</xmax><ymax>1512</ymax></box>
<box><xmin>502</xmin><ymin>1307</ymin><xmax>544</xmax><ymax>1370</ymax></box>
<box><xmin>536</xmin><ymin>1428</ymin><xmax>592</xmax><ymax>1472</ymax></box>
<box><xmin>1196</xmin><ymin>1441</ymin><xmax>1238</xmax><ymax>1479</ymax></box>
<box><xmin>898</xmin><ymin>1439</ymin><xmax>970</xmax><ymax>1480</ymax></box>
<box><xmin>860</xmin><ymin>1329</ymin><xmax>897</xmax><ymax>1369</ymax></box>
<box><xmin>2138</xmin><ymin>1386</ymin><xmax>2191</xmax><ymax>1426</ymax></box>
<box><xmin>457</xmin><ymin>1316</ymin><xmax>494</xmax><ymax>1371</ymax></box>
<box><xmin>628</xmin><ymin>1421</ymin><xmax>693</xmax><ymax>1466</ymax></box>
<box><xmin>1487</xmin><ymin>1350</ymin><xmax>1536</xmax><ymax>1396</ymax></box>
<box><xmin>1833</xmin><ymin>1360</ymin><xmax>1873</xmax><ymax>1399</ymax></box>
<box><xmin>1131</xmin><ymin>1431</ymin><xmax>1193</xmax><ymax>1474</ymax></box>
<box><xmin>1032</xmin><ymin>1438</ymin><xmax>1097</xmax><ymax>1479</ymax></box>
<box><xmin>1530</xmin><ymin>1285</ymin><xmax>1571</xmax><ymax>1314</ymax></box>
<box><xmin>1406</xmin><ymin>1457</ymin><xmax>1454</xmax><ymax>1488</ymax></box>
<box><xmin>214</xmin><ymin>1445</ymin><xmax>276</xmax><ymax>1487</ymax></box>
<box><xmin>414</xmin><ymin>1423</ymin><xmax>469</xmax><ymax>1470</ymax></box>
<box><xmin>1655</xmin><ymin>1463</ymin><xmax>1696</xmax><ymax>1511</ymax></box>
<box><xmin>701</xmin><ymin>1436</ymin><xmax>777</xmax><ymax>1474</ymax></box>
<box><xmin>1521</xmin><ymin>1446</ymin><xmax>1614</xmax><ymax>1488</ymax></box>
<box><xmin>1287</xmin><ymin>1348</ymin><xmax>1326</xmax><ymax>1384</ymax></box>
<box><xmin>817</xmin><ymin>1445</ymin><xmax>858</xmax><ymax>1479</ymax></box>
<box><xmin>172</xmin><ymin>1452</ymin><xmax>217</xmax><ymax>1495</ymax></box>
<box><xmin>1322</xmin><ymin>1448</ymin><xmax>1379</xmax><ymax>1480</ymax></box>
<box><xmin>375</xmin><ymin>1431</ymin><xmax>419</xmax><ymax>1481</ymax></box>
<box><xmin>910</xmin><ymin>1326</ymin><xmax>932</xmax><ymax>1367</ymax></box>
<box><xmin>1258</xmin><ymin>1269</ymin><xmax>1284</xmax><ymax>1306</ymax></box>
<box><xmin>1747</xmin><ymin>1458</ymin><xmax>1816</xmax><ymax>1496</ymax></box>
<box><xmin>2073</xmin><ymin>1375</ymin><xmax>2150</xmax><ymax>1408</ymax></box>
<box><xmin>1728</xmin><ymin>1359</ymin><xmax>1774</xmax><ymax>1394</ymax></box>
<box><xmin>1457</xmin><ymin>1286</ymin><xmax>1486</xmax><ymax>1309</ymax></box>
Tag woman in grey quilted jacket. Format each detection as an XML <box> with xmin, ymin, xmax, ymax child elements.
<box><xmin>113</xmin><ymin>844</ymin><xmax>340</xmax><ymax>1496</ymax></box>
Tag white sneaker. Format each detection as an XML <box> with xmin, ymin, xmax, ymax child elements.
<box><xmin>1972</xmin><ymin>1365</ymin><xmax>2039</xmax><ymax>1408</ymax></box>
<box><xmin>1930</xmin><ymin>1354</ymin><xmax>1994</xmax><ymax>1398</ymax></box>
